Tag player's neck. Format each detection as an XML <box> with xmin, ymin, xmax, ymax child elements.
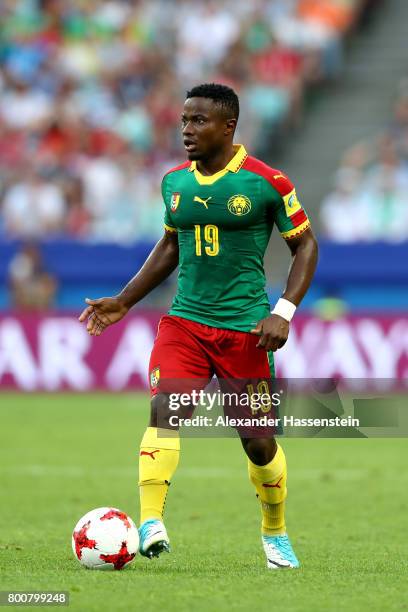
<box><xmin>195</xmin><ymin>144</ymin><xmax>235</xmax><ymax>176</ymax></box>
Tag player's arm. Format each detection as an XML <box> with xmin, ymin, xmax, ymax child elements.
<box><xmin>251</xmin><ymin>169</ymin><xmax>318</xmax><ymax>350</ymax></box>
<box><xmin>78</xmin><ymin>231</ymin><xmax>179</xmax><ymax>336</ymax></box>
<box><xmin>252</xmin><ymin>228</ymin><xmax>318</xmax><ymax>350</ymax></box>
<box><xmin>282</xmin><ymin>227</ymin><xmax>318</xmax><ymax>306</ymax></box>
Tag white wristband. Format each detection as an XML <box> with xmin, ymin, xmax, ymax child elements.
<box><xmin>271</xmin><ymin>298</ymin><xmax>296</xmax><ymax>322</ymax></box>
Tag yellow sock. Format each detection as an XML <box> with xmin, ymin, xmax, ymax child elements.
<box><xmin>139</xmin><ymin>427</ymin><xmax>180</xmax><ymax>524</ymax></box>
<box><xmin>248</xmin><ymin>443</ymin><xmax>287</xmax><ymax>536</ymax></box>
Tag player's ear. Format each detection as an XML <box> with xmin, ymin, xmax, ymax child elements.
<box><xmin>225</xmin><ymin>118</ymin><xmax>237</xmax><ymax>136</ymax></box>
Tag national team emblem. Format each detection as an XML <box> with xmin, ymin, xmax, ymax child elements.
<box><xmin>227</xmin><ymin>194</ymin><xmax>252</xmax><ymax>216</ymax></box>
<box><xmin>171</xmin><ymin>193</ymin><xmax>181</xmax><ymax>212</ymax></box>
<box><xmin>150</xmin><ymin>367</ymin><xmax>160</xmax><ymax>389</ymax></box>
<box><xmin>283</xmin><ymin>189</ymin><xmax>301</xmax><ymax>217</ymax></box>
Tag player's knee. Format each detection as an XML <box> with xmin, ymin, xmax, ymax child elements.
<box><xmin>243</xmin><ymin>438</ymin><xmax>276</xmax><ymax>465</ymax></box>
<box><xmin>150</xmin><ymin>393</ymin><xmax>173</xmax><ymax>429</ymax></box>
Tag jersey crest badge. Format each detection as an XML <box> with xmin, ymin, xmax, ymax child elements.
<box><xmin>283</xmin><ymin>189</ymin><xmax>301</xmax><ymax>217</ymax></box>
<box><xmin>227</xmin><ymin>194</ymin><xmax>252</xmax><ymax>216</ymax></box>
<box><xmin>150</xmin><ymin>366</ymin><xmax>160</xmax><ymax>389</ymax></box>
<box><xmin>171</xmin><ymin>192</ymin><xmax>181</xmax><ymax>212</ymax></box>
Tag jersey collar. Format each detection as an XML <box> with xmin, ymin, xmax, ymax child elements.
<box><xmin>188</xmin><ymin>144</ymin><xmax>248</xmax><ymax>185</ymax></box>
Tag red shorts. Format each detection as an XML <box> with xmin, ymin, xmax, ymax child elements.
<box><xmin>149</xmin><ymin>315</ymin><xmax>279</xmax><ymax>436</ymax></box>
<box><xmin>149</xmin><ymin>315</ymin><xmax>272</xmax><ymax>383</ymax></box>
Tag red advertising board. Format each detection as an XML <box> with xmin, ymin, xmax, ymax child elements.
<box><xmin>0</xmin><ymin>312</ymin><xmax>407</xmax><ymax>390</ymax></box>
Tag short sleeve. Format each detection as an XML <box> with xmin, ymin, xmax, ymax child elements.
<box><xmin>161</xmin><ymin>175</ymin><xmax>177</xmax><ymax>234</ymax></box>
<box><xmin>270</xmin><ymin>173</ymin><xmax>310</xmax><ymax>240</ymax></box>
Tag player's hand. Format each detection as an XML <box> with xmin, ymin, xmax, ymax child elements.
<box><xmin>78</xmin><ymin>297</ymin><xmax>129</xmax><ymax>336</ymax></box>
<box><xmin>250</xmin><ymin>314</ymin><xmax>289</xmax><ymax>351</ymax></box>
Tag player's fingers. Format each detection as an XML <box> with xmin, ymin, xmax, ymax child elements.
<box><xmin>256</xmin><ymin>333</ymin><xmax>268</xmax><ymax>349</ymax></box>
<box><xmin>93</xmin><ymin>312</ymin><xmax>111</xmax><ymax>326</ymax></box>
<box><xmin>87</xmin><ymin>323</ymin><xmax>96</xmax><ymax>336</ymax></box>
<box><xmin>95</xmin><ymin>322</ymin><xmax>105</xmax><ymax>336</ymax></box>
<box><xmin>78</xmin><ymin>305</ymin><xmax>94</xmax><ymax>322</ymax></box>
<box><xmin>85</xmin><ymin>297</ymin><xmax>103</xmax><ymax>306</ymax></box>
<box><xmin>278</xmin><ymin>337</ymin><xmax>288</xmax><ymax>349</ymax></box>
<box><xmin>86</xmin><ymin>313</ymin><xmax>97</xmax><ymax>332</ymax></box>
<box><xmin>270</xmin><ymin>338</ymin><xmax>283</xmax><ymax>351</ymax></box>
<box><xmin>251</xmin><ymin>322</ymin><xmax>263</xmax><ymax>335</ymax></box>
<box><xmin>259</xmin><ymin>334</ymin><xmax>281</xmax><ymax>351</ymax></box>
<box><xmin>87</xmin><ymin>314</ymin><xmax>104</xmax><ymax>334</ymax></box>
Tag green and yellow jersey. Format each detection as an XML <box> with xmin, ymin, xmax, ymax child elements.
<box><xmin>162</xmin><ymin>144</ymin><xmax>310</xmax><ymax>332</ymax></box>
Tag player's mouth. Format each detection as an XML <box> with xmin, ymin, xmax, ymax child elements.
<box><xmin>184</xmin><ymin>140</ymin><xmax>198</xmax><ymax>153</ymax></box>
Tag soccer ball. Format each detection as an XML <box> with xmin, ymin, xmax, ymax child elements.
<box><xmin>72</xmin><ymin>507</ymin><xmax>139</xmax><ymax>570</ymax></box>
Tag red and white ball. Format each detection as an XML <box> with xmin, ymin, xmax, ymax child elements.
<box><xmin>72</xmin><ymin>507</ymin><xmax>139</xmax><ymax>570</ymax></box>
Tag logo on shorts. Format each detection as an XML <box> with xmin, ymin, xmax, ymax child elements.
<box><xmin>171</xmin><ymin>192</ymin><xmax>181</xmax><ymax>212</ymax></box>
<box><xmin>227</xmin><ymin>194</ymin><xmax>252</xmax><ymax>216</ymax></box>
<box><xmin>150</xmin><ymin>366</ymin><xmax>160</xmax><ymax>389</ymax></box>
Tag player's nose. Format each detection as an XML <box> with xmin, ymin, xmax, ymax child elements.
<box><xmin>182</xmin><ymin>121</ymin><xmax>194</xmax><ymax>136</ymax></box>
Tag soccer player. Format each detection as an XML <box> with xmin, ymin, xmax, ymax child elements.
<box><xmin>79</xmin><ymin>84</ymin><xmax>318</xmax><ymax>569</ymax></box>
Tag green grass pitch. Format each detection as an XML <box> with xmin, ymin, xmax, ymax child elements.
<box><xmin>0</xmin><ymin>393</ymin><xmax>407</xmax><ymax>612</ymax></box>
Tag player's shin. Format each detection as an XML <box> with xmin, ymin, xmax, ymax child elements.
<box><xmin>139</xmin><ymin>426</ymin><xmax>180</xmax><ymax>523</ymax></box>
<box><xmin>248</xmin><ymin>443</ymin><xmax>287</xmax><ymax>536</ymax></box>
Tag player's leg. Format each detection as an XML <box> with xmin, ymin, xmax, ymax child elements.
<box><xmin>241</xmin><ymin>435</ymin><xmax>299</xmax><ymax>568</ymax></box>
<box><xmin>138</xmin><ymin>403</ymin><xmax>179</xmax><ymax>558</ymax></box>
<box><xmin>138</xmin><ymin>315</ymin><xmax>212</xmax><ymax>558</ymax></box>
<box><xmin>242</xmin><ymin>436</ymin><xmax>285</xmax><ymax>535</ymax></box>
<box><xmin>213</xmin><ymin>333</ymin><xmax>299</xmax><ymax>568</ymax></box>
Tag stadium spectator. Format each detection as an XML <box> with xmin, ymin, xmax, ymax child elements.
<box><xmin>2</xmin><ymin>167</ymin><xmax>66</xmax><ymax>238</ymax></box>
<box><xmin>320</xmin><ymin>167</ymin><xmax>366</xmax><ymax>242</ymax></box>
<box><xmin>320</xmin><ymin>84</ymin><xmax>408</xmax><ymax>242</ymax></box>
<box><xmin>0</xmin><ymin>77</ymin><xmax>53</xmax><ymax>130</ymax></box>
<box><xmin>388</xmin><ymin>87</ymin><xmax>408</xmax><ymax>162</ymax></box>
<box><xmin>64</xmin><ymin>176</ymin><xmax>91</xmax><ymax>237</ymax></box>
<box><xmin>8</xmin><ymin>243</ymin><xmax>58</xmax><ymax>310</ymax></box>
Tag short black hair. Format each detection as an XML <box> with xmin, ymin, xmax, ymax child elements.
<box><xmin>186</xmin><ymin>83</ymin><xmax>239</xmax><ymax>122</ymax></box>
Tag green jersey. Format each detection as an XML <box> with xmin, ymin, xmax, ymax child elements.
<box><xmin>162</xmin><ymin>144</ymin><xmax>310</xmax><ymax>332</ymax></box>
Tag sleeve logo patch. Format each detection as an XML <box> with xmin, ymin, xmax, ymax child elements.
<box><xmin>170</xmin><ymin>193</ymin><xmax>181</xmax><ymax>212</ymax></box>
<box><xmin>150</xmin><ymin>366</ymin><xmax>160</xmax><ymax>389</ymax></box>
<box><xmin>283</xmin><ymin>189</ymin><xmax>301</xmax><ymax>217</ymax></box>
<box><xmin>227</xmin><ymin>194</ymin><xmax>252</xmax><ymax>216</ymax></box>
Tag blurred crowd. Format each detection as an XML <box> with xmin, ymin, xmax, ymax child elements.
<box><xmin>320</xmin><ymin>79</ymin><xmax>408</xmax><ymax>242</ymax></box>
<box><xmin>8</xmin><ymin>243</ymin><xmax>58</xmax><ymax>309</ymax></box>
<box><xmin>0</xmin><ymin>0</ymin><xmax>375</xmax><ymax>246</ymax></box>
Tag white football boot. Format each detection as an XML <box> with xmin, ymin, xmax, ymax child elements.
<box><xmin>139</xmin><ymin>519</ymin><xmax>170</xmax><ymax>559</ymax></box>
<box><xmin>262</xmin><ymin>534</ymin><xmax>300</xmax><ymax>569</ymax></box>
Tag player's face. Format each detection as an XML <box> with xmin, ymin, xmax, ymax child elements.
<box><xmin>181</xmin><ymin>97</ymin><xmax>232</xmax><ymax>161</ymax></box>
